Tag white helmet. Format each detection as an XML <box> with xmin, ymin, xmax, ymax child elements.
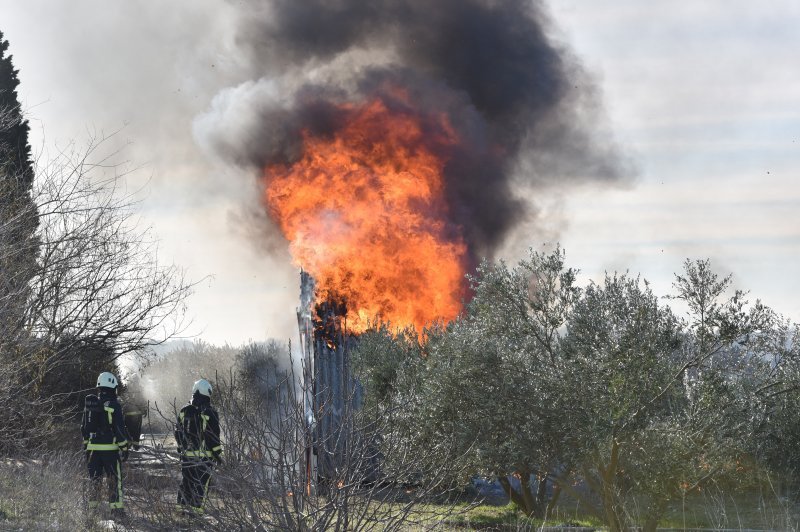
<box><xmin>97</xmin><ymin>372</ymin><xmax>118</xmax><ymax>389</ymax></box>
<box><xmin>192</xmin><ymin>379</ymin><xmax>212</xmax><ymax>397</ymax></box>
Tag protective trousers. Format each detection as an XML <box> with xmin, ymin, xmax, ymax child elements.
<box><xmin>87</xmin><ymin>450</ymin><xmax>124</xmax><ymax>509</ymax></box>
<box><xmin>178</xmin><ymin>458</ymin><xmax>213</xmax><ymax>514</ymax></box>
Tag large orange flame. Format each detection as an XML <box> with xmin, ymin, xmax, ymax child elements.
<box><xmin>264</xmin><ymin>97</ymin><xmax>467</xmax><ymax>332</ymax></box>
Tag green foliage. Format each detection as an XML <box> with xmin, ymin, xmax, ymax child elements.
<box><xmin>452</xmin><ymin>502</ymin><xmax>536</xmax><ymax>527</ymax></box>
<box><xmin>560</xmin><ymin>273</ymin><xmax>681</xmax><ymax>438</ymax></box>
<box><xmin>670</xmin><ymin>258</ymin><xmax>775</xmax><ymax>355</ymax></box>
<box><xmin>0</xmin><ymin>30</ymin><xmax>33</xmax><ymax>184</ymax></box>
<box><xmin>750</xmin><ymin>319</ymin><xmax>800</xmax><ymax>489</ymax></box>
<box><xmin>352</xmin><ymin>249</ymin><xmax>800</xmax><ymax>531</ymax></box>
<box><xmin>352</xmin><ymin>247</ymin><xmax>581</xmax><ymax>518</ymax></box>
<box><xmin>0</xmin><ymin>30</ymin><xmax>38</xmax><ymax>342</ymax></box>
<box><xmin>351</xmin><ymin>324</ymin><xmax>424</xmax><ymax>409</ymax></box>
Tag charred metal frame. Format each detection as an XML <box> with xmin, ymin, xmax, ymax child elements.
<box><xmin>297</xmin><ymin>270</ymin><xmax>357</xmax><ymax>496</ymax></box>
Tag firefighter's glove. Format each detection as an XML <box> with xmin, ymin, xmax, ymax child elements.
<box><xmin>120</xmin><ymin>449</ymin><xmax>130</xmax><ymax>462</ymax></box>
<box><xmin>213</xmin><ymin>454</ymin><xmax>223</xmax><ymax>466</ymax></box>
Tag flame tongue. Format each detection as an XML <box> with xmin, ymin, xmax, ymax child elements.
<box><xmin>265</xmin><ymin>97</ymin><xmax>467</xmax><ymax>332</ymax></box>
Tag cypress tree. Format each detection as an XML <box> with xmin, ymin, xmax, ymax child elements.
<box><xmin>0</xmin><ymin>30</ymin><xmax>33</xmax><ymax>186</ymax></box>
<box><xmin>0</xmin><ymin>30</ymin><xmax>38</xmax><ymax>337</ymax></box>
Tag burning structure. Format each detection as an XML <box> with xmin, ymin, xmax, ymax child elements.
<box><xmin>297</xmin><ymin>270</ymin><xmax>363</xmax><ymax>493</ymax></box>
<box><xmin>196</xmin><ymin>0</ymin><xmax>629</xmax><ymax>493</ymax></box>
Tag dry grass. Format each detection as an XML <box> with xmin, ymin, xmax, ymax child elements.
<box><xmin>1</xmin><ymin>450</ymin><xmax>799</xmax><ymax>531</ymax></box>
<box><xmin>0</xmin><ymin>452</ymin><xmax>102</xmax><ymax>531</ymax></box>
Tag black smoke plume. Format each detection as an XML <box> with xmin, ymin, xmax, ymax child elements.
<box><xmin>197</xmin><ymin>0</ymin><xmax>631</xmax><ymax>261</ymax></box>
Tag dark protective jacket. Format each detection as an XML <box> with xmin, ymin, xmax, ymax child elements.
<box><xmin>175</xmin><ymin>394</ymin><xmax>222</xmax><ymax>460</ymax></box>
<box><xmin>81</xmin><ymin>389</ymin><xmax>131</xmax><ymax>451</ymax></box>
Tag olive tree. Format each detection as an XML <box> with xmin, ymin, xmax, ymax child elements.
<box><xmin>671</xmin><ymin>261</ymin><xmax>798</xmax><ymax>500</ymax></box>
<box><xmin>553</xmin><ymin>273</ymin><xmax>683</xmax><ymax>531</ymax></box>
<box><xmin>755</xmin><ymin>320</ymin><xmax>800</xmax><ymax>495</ymax></box>
<box><xmin>371</xmin><ymin>247</ymin><xmax>580</xmax><ymax>518</ymax></box>
<box><xmin>552</xmin><ymin>259</ymin><xmax>789</xmax><ymax>532</ymax></box>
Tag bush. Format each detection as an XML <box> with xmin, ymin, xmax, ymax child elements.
<box><xmin>0</xmin><ymin>452</ymin><xmax>99</xmax><ymax>530</ymax></box>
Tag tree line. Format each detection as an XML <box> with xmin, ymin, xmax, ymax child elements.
<box><xmin>352</xmin><ymin>248</ymin><xmax>800</xmax><ymax>531</ymax></box>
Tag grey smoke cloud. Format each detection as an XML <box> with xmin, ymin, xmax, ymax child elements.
<box><xmin>197</xmin><ymin>0</ymin><xmax>632</xmax><ymax>262</ymax></box>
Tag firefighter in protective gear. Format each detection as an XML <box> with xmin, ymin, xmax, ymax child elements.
<box><xmin>175</xmin><ymin>378</ymin><xmax>222</xmax><ymax>514</ymax></box>
<box><xmin>81</xmin><ymin>372</ymin><xmax>131</xmax><ymax>511</ymax></box>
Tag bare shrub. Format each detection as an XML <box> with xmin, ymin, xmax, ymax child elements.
<box><xmin>0</xmin><ymin>130</ymin><xmax>194</xmax><ymax>454</ymax></box>
<box><xmin>126</xmin><ymin>353</ymin><xmax>470</xmax><ymax>531</ymax></box>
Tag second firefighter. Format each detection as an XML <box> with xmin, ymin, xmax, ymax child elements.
<box><xmin>175</xmin><ymin>378</ymin><xmax>222</xmax><ymax>514</ymax></box>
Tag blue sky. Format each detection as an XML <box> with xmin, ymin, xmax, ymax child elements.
<box><xmin>2</xmin><ymin>1</ymin><xmax>798</xmax><ymax>343</ymax></box>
